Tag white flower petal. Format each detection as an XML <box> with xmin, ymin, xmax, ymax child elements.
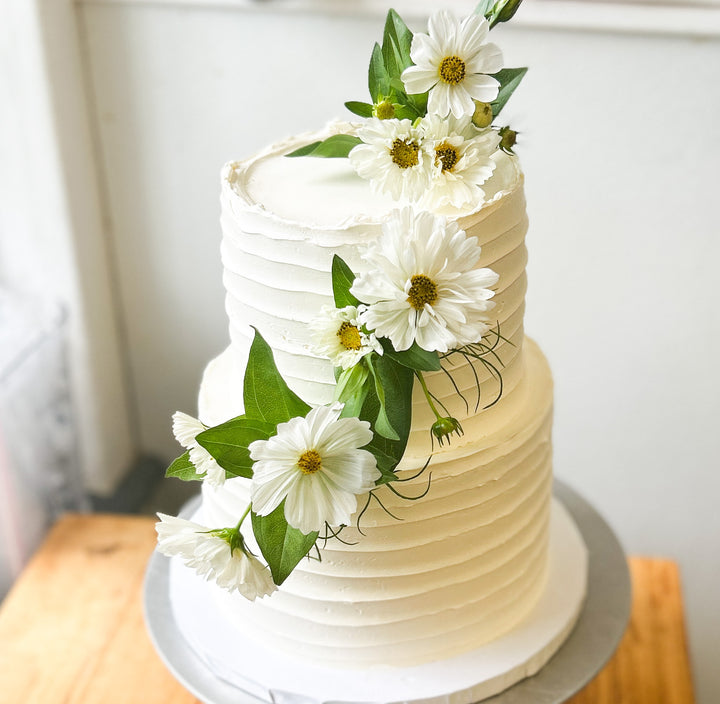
<box><xmin>401</xmin><ymin>65</ymin><xmax>438</xmax><ymax>95</ymax></box>
<box><xmin>409</xmin><ymin>32</ymin><xmax>441</xmax><ymax>65</ymax></box>
<box><xmin>321</xmin><ymin>450</ymin><xmax>378</xmax><ymax>493</ymax></box>
<box><xmin>429</xmin><ymin>10</ymin><xmax>457</xmax><ymax>55</ymax></box>
<box><xmin>156</xmin><ymin>513</ymin><xmax>204</xmax><ymax>559</ymax></box>
<box><xmin>252</xmin><ymin>465</ymin><xmax>302</xmax><ymax>516</ymax></box>
<box><xmin>467</xmin><ymin>42</ymin><xmax>504</xmax><ymax>75</ymax></box>
<box><xmin>172</xmin><ymin>411</ymin><xmax>205</xmax><ymax>450</ymax></box>
<box><xmin>459</xmin><ymin>14</ymin><xmax>489</xmax><ymax>58</ymax></box>
<box><xmin>318</xmin><ymin>417</ymin><xmax>373</xmax><ymax>456</ymax></box>
<box><xmin>427</xmin><ymin>81</ymin><xmax>452</xmax><ymax>118</ymax></box>
<box><xmin>449</xmin><ymin>86</ymin><xmax>474</xmax><ymax>119</ymax></box>
<box><xmin>305</xmin><ymin>403</ymin><xmax>344</xmax><ymax>444</ymax></box>
<box><xmin>462</xmin><ymin>73</ymin><xmax>501</xmax><ymax>103</ymax></box>
<box><xmin>188</xmin><ymin>444</ymin><xmax>224</xmax><ymax>486</ymax></box>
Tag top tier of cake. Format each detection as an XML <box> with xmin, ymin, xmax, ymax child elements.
<box><xmin>216</xmin><ymin>124</ymin><xmax>529</xmax><ymax>451</ymax></box>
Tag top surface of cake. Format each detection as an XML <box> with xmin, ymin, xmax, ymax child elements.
<box><xmin>227</xmin><ymin>124</ymin><xmax>523</xmax><ymax>229</ymax></box>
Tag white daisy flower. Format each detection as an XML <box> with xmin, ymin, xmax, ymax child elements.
<box><xmin>351</xmin><ymin>207</ymin><xmax>499</xmax><ymax>353</ymax></box>
<box><xmin>172</xmin><ymin>411</ymin><xmax>225</xmax><ymax>487</ymax></box>
<box><xmin>349</xmin><ymin>118</ymin><xmax>432</xmax><ymax>202</ymax></box>
<box><xmin>155</xmin><ymin>513</ymin><xmax>277</xmax><ymax>600</ymax></box>
<box><xmin>402</xmin><ymin>11</ymin><xmax>503</xmax><ymax>119</ymax></box>
<box><xmin>309</xmin><ymin>305</ymin><xmax>383</xmax><ymax>370</ymax></box>
<box><xmin>249</xmin><ymin>403</ymin><xmax>379</xmax><ymax>534</ymax></box>
<box><xmin>419</xmin><ymin>114</ymin><xmax>501</xmax><ymax>210</ymax></box>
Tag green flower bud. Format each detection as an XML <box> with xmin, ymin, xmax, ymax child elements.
<box><xmin>472</xmin><ymin>101</ymin><xmax>493</xmax><ymax>129</ymax></box>
<box><xmin>499</xmin><ymin>126</ymin><xmax>518</xmax><ymax>154</ymax></box>
<box><xmin>374</xmin><ymin>100</ymin><xmax>396</xmax><ymax>120</ymax></box>
<box><xmin>210</xmin><ymin>526</ymin><xmax>245</xmax><ymax>555</ymax></box>
<box><xmin>496</xmin><ymin>0</ymin><xmax>524</xmax><ymax>24</ymax></box>
<box><xmin>431</xmin><ymin>416</ymin><xmax>464</xmax><ymax>447</ymax></box>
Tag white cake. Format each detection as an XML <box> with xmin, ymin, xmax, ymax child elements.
<box><xmin>193</xmin><ymin>124</ymin><xmax>564</xmax><ymax>669</ymax></box>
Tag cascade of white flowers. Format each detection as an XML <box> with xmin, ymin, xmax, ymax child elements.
<box><xmin>156</xmin><ymin>4</ymin><xmax>526</xmax><ymax>600</ymax></box>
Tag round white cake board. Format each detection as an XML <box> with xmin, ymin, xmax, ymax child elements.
<box><xmin>147</xmin><ymin>485</ymin><xmax>596</xmax><ymax>704</ymax></box>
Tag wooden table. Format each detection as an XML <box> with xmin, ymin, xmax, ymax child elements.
<box><xmin>0</xmin><ymin>515</ymin><xmax>696</xmax><ymax>704</ymax></box>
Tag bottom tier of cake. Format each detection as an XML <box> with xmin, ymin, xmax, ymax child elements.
<box><xmin>197</xmin><ymin>338</ymin><xmax>561</xmax><ymax>668</ymax></box>
<box><xmin>168</xmin><ymin>497</ymin><xmax>587</xmax><ymax>704</ymax></box>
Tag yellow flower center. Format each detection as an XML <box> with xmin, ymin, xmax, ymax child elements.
<box><xmin>407</xmin><ymin>274</ymin><xmax>439</xmax><ymax>310</ymax></box>
<box><xmin>337</xmin><ymin>321</ymin><xmax>362</xmax><ymax>351</ymax></box>
<box><xmin>297</xmin><ymin>449</ymin><xmax>322</xmax><ymax>475</ymax></box>
<box><xmin>389</xmin><ymin>138</ymin><xmax>420</xmax><ymax>169</ymax></box>
<box><xmin>375</xmin><ymin>100</ymin><xmax>396</xmax><ymax>120</ymax></box>
<box><xmin>435</xmin><ymin>142</ymin><xmax>460</xmax><ymax>172</ymax></box>
<box><xmin>438</xmin><ymin>55</ymin><xmax>466</xmax><ymax>85</ymax></box>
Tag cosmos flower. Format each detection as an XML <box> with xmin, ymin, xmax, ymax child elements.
<box><xmin>155</xmin><ymin>513</ymin><xmax>276</xmax><ymax>600</ymax></box>
<box><xmin>402</xmin><ymin>11</ymin><xmax>503</xmax><ymax>118</ymax></box>
<box><xmin>249</xmin><ymin>403</ymin><xmax>379</xmax><ymax>534</ymax></box>
<box><xmin>351</xmin><ymin>207</ymin><xmax>499</xmax><ymax>353</ymax></box>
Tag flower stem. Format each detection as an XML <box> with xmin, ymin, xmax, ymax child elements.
<box><xmin>236</xmin><ymin>502</ymin><xmax>252</xmax><ymax>531</ymax></box>
<box><xmin>416</xmin><ymin>371</ymin><xmax>442</xmax><ymax>420</ymax></box>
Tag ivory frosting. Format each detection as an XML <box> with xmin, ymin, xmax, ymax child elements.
<box><xmin>195</xmin><ymin>126</ymin><xmax>559</xmax><ymax>668</ymax></box>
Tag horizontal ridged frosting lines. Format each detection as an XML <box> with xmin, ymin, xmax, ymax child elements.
<box><xmin>200</xmin><ymin>340</ymin><xmax>554</xmax><ymax>666</ymax></box>
<box><xmin>194</xmin><ymin>127</ymin><xmax>555</xmax><ymax>668</ymax></box>
<box><xmin>217</xmin><ymin>131</ymin><xmax>529</xmax><ymax>433</ymax></box>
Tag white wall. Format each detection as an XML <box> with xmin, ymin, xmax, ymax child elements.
<box><xmin>1</xmin><ymin>0</ymin><xmax>135</xmax><ymax>494</ymax></box>
<box><xmin>47</xmin><ymin>1</ymin><xmax>720</xmax><ymax>700</ymax></box>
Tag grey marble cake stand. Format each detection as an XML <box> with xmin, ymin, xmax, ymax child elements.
<box><xmin>144</xmin><ymin>480</ymin><xmax>631</xmax><ymax>704</ymax></box>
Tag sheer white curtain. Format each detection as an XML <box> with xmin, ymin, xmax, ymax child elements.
<box><xmin>0</xmin><ymin>291</ymin><xmax>87</xmax><ymax>598</ymax></box>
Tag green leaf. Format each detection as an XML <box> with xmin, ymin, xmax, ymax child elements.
<box><xmin>285</xmin><ymin>141</ymin><xmax>322</xmax><ymax>157</ymax></box>
<box><xmin>381</xmin><ymin>9</ymin><xmax>413</xmax><ymax>80</ymax></box>
<box><xmin>367</xmin><ymin>356</ymin><xmax>400</xmax><ymax>441</ymax></box>
<box><xmin>380</xmin><ymin>339</ymin><xmax>441</xmax><ymax>372</ymax></box>
<box><xmin>340</xmin><ymin>384</ymin><xmax>371</xmax><ymax>419</ymax></box>
<box><xmin>490</xmin><ymin>67</ymin><xmax>528</xmax><ymax>118</ymax></box>
<box><xmin>345</xmin><ymin>101</ymin><xmax>374</xmax><ymax>118</ymax></box>
<box><xmin>359</xmin><ymin>356</ymin><xmax>414</xmax><ymax>476</ymax></box>
<box><xmin>394</xmin><ymin>103</ymin><xmax>420</xmax><ymax>120</ymax></box>
<box><xmin>331</xmin><ymin>255</ymin><xmax>360</xmax><ymax>309</ymax></box>
<box><xmin>165</xmin><ymin>451</ymin><xmax>202</xmax><ymax>481</ymax></box>
<box><xmin>244</xmin><ymin>329</ymin><xmax>311</xmax><ymax>425</ymax></box>
<box><xmin>388</xmin><ymin>76</ymin><xmax>406</xmax><ymax>95</ymax></box>
<box><xmin>385</xmin><ymin>9</ymin><xmax>413</xmax><ymax>61</ymax></box>
<box><xmin>382</xmin><ymin>39</ymin><xmax>403</xmax><ymax>84</ymax></box>
<box><xmin>374</xmin><ymin>10</ymin><xmax>429</xmax><ymax>119</ymax></box>
<box><xmin>373</xmin><ymin>355</ymin><xmax>414</xmax><ymax>441</ymax></box>
<box><xmin>196</xmin><ymin>416</ymin><xmax>275</xmax><ymax>479</ymax></box>
<box><xmin>285</xmin><ymin>134</ymin><xmax>362</xmax><ymax>159</ymax></box>
<box><xmin>375</xmin><ymin>462</ymin><xmax>399</xmax><ymax>486</ymax></box>
<box><xmin>336</xmin><ymin>363</ymin><xmax>371</xmax><ymax>419</ymax></box>
<box><xmin>251</xmin><ymin>503</ymin><xmax>318</xmax><ymax>585</ymax></box>
<box><xmin>368</xmin><ymin>42</ymin><xmax>391</xmax><ymax>102</ymax></box>
<box><xmin>406</xmin><ymin>90</ymin><xmax>428</xmax><ymax>117</ymax></box>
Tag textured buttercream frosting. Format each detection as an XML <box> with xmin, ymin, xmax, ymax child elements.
<box><xmin>196</xmin><ymin>125</ymin><xmax>556</xmax><ymax>667</ymax></box>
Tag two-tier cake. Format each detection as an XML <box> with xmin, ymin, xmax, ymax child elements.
<box><xmin>154</xmin><ymin>6</ymin><xmax>588</xmax><ymax>702</ymax></box>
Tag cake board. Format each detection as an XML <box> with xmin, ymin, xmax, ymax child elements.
<box><xmin>144</xmin><ymin>480</ymin><xmax>631</xmax><ymax>704</ymax></box>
